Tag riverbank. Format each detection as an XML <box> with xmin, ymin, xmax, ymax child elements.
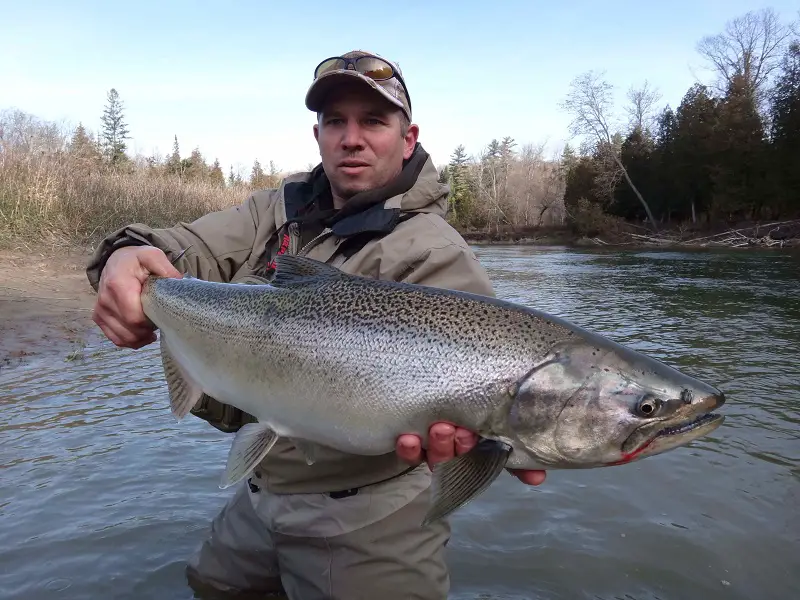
<box><xmin>460</xmin><ymin>219</ymin><xmax>800</xmax><ymax>249</ymax></box>
<box><xmin>0</xmin><ymin>248</ymin><xmax>99</xmax><ymax>373</ymax></box>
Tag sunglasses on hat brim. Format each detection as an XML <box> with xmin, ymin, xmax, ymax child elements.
<box><xmin>313</xmin><ymin>54</ymin><xmax>412</xmax><ymax>116</ymax></box>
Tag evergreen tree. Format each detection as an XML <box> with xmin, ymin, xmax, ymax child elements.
<box><xmin>68</xmin><ymin>122</ymin><xmax>102</xmax><ymax>164</ymax></box>
<box><xmin>613</xmin><ymin>128</ymin><xmax>656</xmax><ymax>220</ymax></box>
<box><xmin>672</xmin><ymin>84</ymin><xmax>720</xmax><ymax>223</ymax></box>
<box><xmin>250</xmin><ymin>159</ymin><xmax>266</xmax><ymax>188</ymax></box>
<box><xmin>166</xmin><ymin>135</ymin><xmax>183</xmax><ymax>177</ymax></box>
<box><xmin>100</xmin><ymin>88</ymin><xmax>130</xmax><ymax>164</ymax></box>
<box><xmin>209</xmin><ymin>158</ymin><xmax>225</xmax><ymax>186</ymax></box>
<box><xmin>769</xmin><ymin>41</ymin><xmax>800</xmax><ymax>216</ymax></box>
<box><xmin>447</xmin><ymin>144</ymin><xmax>471</xmax><ymax>223</ymax></box>
<box><xmin>184</xmin><ymin>147</ymin><xmax>208</xmax><ymax>180</ymax></box>
<box><xmin>711</xmin><ymin>74</ymin><xmax>769</xmax><ymax>220</ymax></box>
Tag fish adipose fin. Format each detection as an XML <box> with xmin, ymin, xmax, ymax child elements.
<box><xmin>160</xmin><ymin>335</ymin><xmax>203</xmax><ymax>420</ymax></box>
<box><xmin>272</xmin><ymin>255</ymin><xmax>345</xmax><ymax>287</ymax></box>
<box><xmin>423</xmin><ymin>438</ymin><xmax>512</xmax><ymax>526</ymax></box>
<box><xmin>220</xmin><ymin>422</ymin><xmax>280</xmax><ymax>488</ymax></box>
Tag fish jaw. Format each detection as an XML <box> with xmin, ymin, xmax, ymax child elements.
<box><xmin>613</xmin><ymin>391</ymin><xmax>726</xmax><ymax>465</ymax></box>
<box><xmin>500</xmin><ymin>334</ymin><xmax>728</xmax><ymax>470</ymax></box>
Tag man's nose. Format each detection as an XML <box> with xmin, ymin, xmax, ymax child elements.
<box><xmin>340</xmin><ymin>121</ymin><xmax>364</xmax><ymax>149</ymax></box>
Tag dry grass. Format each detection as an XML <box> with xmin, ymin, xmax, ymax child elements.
<box><xmin>0</xmin><ymin>149</ymin><xmax>247</xmax><ymax>251</ymax></box>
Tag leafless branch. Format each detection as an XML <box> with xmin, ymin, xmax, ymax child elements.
<box><xmin>696</xmin><ymin>7</ymin><xmax>796</xmax><ymax>104</ymax></box>
<box><xmin>626</xmin><ymin>80</ymin><xmax>662</xmax><ymax>133</ymax></box>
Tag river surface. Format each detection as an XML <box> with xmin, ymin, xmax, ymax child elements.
<box><xmin>1</xmin><ymin>245</ymin><xmax>798</xmax><ymax>600</ymax></box>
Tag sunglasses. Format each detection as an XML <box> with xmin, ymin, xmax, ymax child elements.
<box><xmin>313</xmin><ymin>54</ymin><xmax>412</xmax><ymax>115</ymax></box>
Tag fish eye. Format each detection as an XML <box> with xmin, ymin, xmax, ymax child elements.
<box><xmin>636</xmin><ymin>396</ymin><xmax>662</xmax><ymax>418</ymax></box>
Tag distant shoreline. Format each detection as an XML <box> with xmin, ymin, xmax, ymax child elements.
<box><xmin>459</xmin><ymin>220</ymin><xmax>800</xmax><ymax>251</ymax></box>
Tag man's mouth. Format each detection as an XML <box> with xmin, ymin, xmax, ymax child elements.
<box><xmin>339</xmin><ymin>160</ymin><xmax>370</xmax><ymax>168</ymax></box>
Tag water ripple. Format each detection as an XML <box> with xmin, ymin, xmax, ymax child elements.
<box><xmin>1</xmin><ymin>245</ymin><xmax>798</xmax><ymax>599</ymax></box>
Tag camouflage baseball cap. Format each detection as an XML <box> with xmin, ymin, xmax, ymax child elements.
<box><xmin>305</xmin><ymin>50</ymin><xmax>412</xmax><ymax>121</ymax></box>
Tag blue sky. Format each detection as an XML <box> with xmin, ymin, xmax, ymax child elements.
<box><xmin>2</xmin><ymin>1</ymin><xmax>798</xmax><ymax>176</ymax></box>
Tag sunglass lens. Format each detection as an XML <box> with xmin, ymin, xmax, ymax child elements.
<box><xmin>315</xmin><ymin>58</ymin><xmax>347</xmax><ymax>78</ymax></box>
<box><xmin>355</xmin><ymin>57</ymin><xmax>393</xmax><ymax>80</ymax></box>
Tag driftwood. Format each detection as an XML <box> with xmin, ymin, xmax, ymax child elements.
<box><xmin>623</xmin><ymin>219</ymin><xmax>800</xmax><ymax>249</ymax></box>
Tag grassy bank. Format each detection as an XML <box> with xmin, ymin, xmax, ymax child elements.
<box><xmin>0</xmin><ymin>149</ymin><xmax>247</xmax><ymax>251</ymax></box>
<box><xmin>2</xmin><ymin>147</ymin><xmax>798</xmax><ymax>254</ymax></box>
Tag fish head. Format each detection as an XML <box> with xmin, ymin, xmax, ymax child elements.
<box><xmin>504</xmin><ymin>337</ymin><xmax>726</xmax><ymax>469</ymax></box>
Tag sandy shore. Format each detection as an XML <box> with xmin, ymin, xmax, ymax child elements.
<box><xmin>0</xmin><ymin>249</ymin><xmax>100</xmax><ymax>373</ymax></box>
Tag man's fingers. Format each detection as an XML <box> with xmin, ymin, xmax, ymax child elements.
<box><xmin>396</xmin><ymin>434</ymin><xmax>423</xmax><ymax>465</ymax></box>
<box><xmin>138</xmin><ymin>247</ymin><xmax>182</xmax><ymax>279</ymax></box>
<box><xmin>509</xmin><ymin>469</ymin><xmax>547</xmax><ymax>486</ymax></box>
<box><xmin>94</xmin><ymin>312</ymin><xmax>155</xmax><ymax>349</ymax></box>
<box><xmin>454</xmin><ymin>429</ymin><xmax>477</xmax><ymax>456</ymax></box>
<box><xmin>427</xmin><ymin>422</ymin><xmax>456</xmax><ymax>465</ymax></box>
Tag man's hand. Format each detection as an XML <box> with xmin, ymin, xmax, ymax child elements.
<box><xmin>92</xmin><ymin>246</ymin><xmax>182</xmax><ymax>349</ymax></box>
<box><xmin>396</xmin><ymin>422</ymin><xmax>547</xmax><ymax>486</ymax></box>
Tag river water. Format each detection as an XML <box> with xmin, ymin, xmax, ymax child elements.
<box><xmin>1</xmin><ymin>245</ymin><xmax>798</xmax><ymax>600</ymax></box>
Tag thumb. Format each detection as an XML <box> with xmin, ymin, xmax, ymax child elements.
<box><xmin>138</xmin><ymin>248</ymin><xmax>183</xmax><ymax>279</ymax></box>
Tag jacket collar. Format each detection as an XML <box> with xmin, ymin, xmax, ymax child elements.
<box><xmin>278</xmin><ymin>143</ymin><xmax>443</xmax><ymax>242</ymax></box>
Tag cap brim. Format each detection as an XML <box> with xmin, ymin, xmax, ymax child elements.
<box><xmin>305</xmin><ymin>70</ymin><xmax>407</xmax><ymax>117</ymax></box>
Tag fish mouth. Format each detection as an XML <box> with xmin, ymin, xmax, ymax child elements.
<box><xmin>616</xmin><ymin>407</ymin><xmax>725</xmax><ymax>465</ymax></box>
<box><xmin>656</xmin><ymin>412</ymin><xmax>724</xmax><ymax>438</ymax></box>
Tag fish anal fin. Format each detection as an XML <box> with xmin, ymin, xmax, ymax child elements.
<box><xmin>160</xmin><ymin>335</ymin><xmax>203</xmax><ymax>421</ymax></box>
<box><xmin>422</xmin><ymin>438</ymin><xmax>512</xmax><ymax>526</ymax></box>
<box><xmin>272</xmin><ymin>255</ymin><xmax>344</xmax><ymax>287</ymax></box>
<box><xmin>220</xmin><ymin>422</ymin><xmax>280</xmax><ymax>488</ymax></box>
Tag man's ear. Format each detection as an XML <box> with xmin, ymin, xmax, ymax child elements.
<box><xmin>403</xmin><ymin>124</ymin><xmax>419</xmax><ymax>159</ymax></box>
<box><xmin>313</xmin><ymin>123</ymin><xmax>319</xmax><ymax>142</ymax></box>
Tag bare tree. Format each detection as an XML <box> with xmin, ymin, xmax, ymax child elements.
<box><xmin>696</xmin><ymin>7</ymin><xmax>797</xmax><ymax>104</ymax></box>
<box><xmin>560</xmin><ymin>70</ymin><xmax>658</xmax><ymax>229</ymax></box>
<box><xmin>626</xmin><ymin>80</ymin><xmax>662</xmax><ymax>133</ymax></box>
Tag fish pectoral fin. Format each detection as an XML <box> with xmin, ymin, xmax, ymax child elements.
<box><xmin>290</xmin><ymin>438</ymin><xmax>320</xmax><ymax>466</ymax></box>
<box><xmin>160</xmin><ymin>335</ymin><xmax>203</xmax><ymax>421</ymax></box>
<box><xmin>220</xmin><ymin>422</ymin><xmax>280</xmax><ymax>489</ymax></box>
<box><xmin>272</xmin><ymin>254</ymin><xmax>344</xmax><ymax>287</ymax></box>
<box><xmin>423</xmin><ymin>438</ymin><xmax>512</xmax><ymax>526</ymax></box>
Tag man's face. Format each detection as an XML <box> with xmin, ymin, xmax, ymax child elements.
<box><xmin>313</xmin><ymin>83</ymin><xmax>418</xmax><ymax>204</ymax></box>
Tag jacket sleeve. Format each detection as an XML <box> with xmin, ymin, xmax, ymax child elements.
<box><xmin>399</xmin><ymin>240</ymin><xmax>496</xmax><ymax>298</ymax></box>
<box><xmin>85</xmin><ymin>189</ymin><xmax>278</xmax><ymax>290</ymax></box>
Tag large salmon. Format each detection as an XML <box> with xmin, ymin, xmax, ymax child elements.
<box><xmin>140</xmin><ymin>254</ymin><xmax>725</xmax><ymax>524</ymax></box>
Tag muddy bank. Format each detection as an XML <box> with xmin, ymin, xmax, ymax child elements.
<box><xmin>0</xmin><ymin>248</ymin><xmax>100</xmax><ymax>372</ymax></box>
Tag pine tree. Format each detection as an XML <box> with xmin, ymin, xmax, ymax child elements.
<box><xmin>209</xmin><ymin>158</ymin><xmax>225</xmax><ymax>186</ymax></box>
<box><xmin>166</xmin><ymin>135</ymin><xmax>183</xmax><ymax>177</ymax></box>
<box><xmin>711</xmin><ymin>74</ymin><xmax>769</xmax><ymax>220</ymax></box>
<box><xmin>769</xmin><ymin>41</ymin><xmax>800</xmax><ymax>216</ymax></box>
<box><xmin>250</xmin><ymin>159</ymin><xmax>266</xmax><ymax>188</ymax></box>
<box><xmin>100</xmin><ymin>88</ymin><xmax>130</xmax><ymax>164</ymax></box>
<box><xmin>447</xmin><ymin>145</ymin><xmax>471</xmax><ymax>224</ymax></box>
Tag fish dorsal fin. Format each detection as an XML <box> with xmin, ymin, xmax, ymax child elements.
<box><xmin>272</xmin><ymin>255</ymin><xmax>345</xmax><ymax>287</ymax></box>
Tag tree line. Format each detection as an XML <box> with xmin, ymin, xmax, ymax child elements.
<box><xmin>442</xmin><ymin>7</ymin><xmax>799</xmax><ymax>234</ymax></box>
<box><xmin>1</xmin><ymin>87</ymin><xmax>283</xmax><ymax>191</ymax></box>
<box><xmin>1</xmin><ymin>6</ymin><xmax>798</xmax><ymax>248</ymax></box>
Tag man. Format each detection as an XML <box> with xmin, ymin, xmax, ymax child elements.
<box><xmin>86</xmin><ymin>50</ymin><xmax>546</xmax><ymax>599</ymax></box>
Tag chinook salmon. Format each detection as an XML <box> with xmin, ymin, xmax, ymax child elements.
<box><xmin>140</xmin><ymin>254</ymin><xmax>726</xmax><ymax>525</ymax></box>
